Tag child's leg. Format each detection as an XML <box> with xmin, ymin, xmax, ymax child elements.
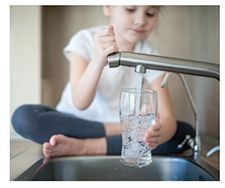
<box><xmin>45</xmin><ymin>121</ymin><xmax>193</xmax><ymax>157</ymax></box>
<box><xmin>12</xmin><ymin>105</ymin><xmax>194</xmax><ymax>156</ymax></box>
<box><xmin>42</xmin><ymin>121</ymin><xmax>193</xmax><ymax>157</ymax></box>
<box><xmin>43</xmin><ymin>121</ymin><xmax>194</xmax><ymax>158</ymax></box>
<box><xmin>11</xmin><ymin>104</ymin><xmax>105</xmax><ymax>144</ymax></box>
<box><xmin>43</xmin><ymin>134</ymin><xmax>122</xmax><ymax>158</ymax></box>
<box><xmin>11</xmin><ymin>104</ymin><xmax>122</xmax><ymax>157</ymax></box>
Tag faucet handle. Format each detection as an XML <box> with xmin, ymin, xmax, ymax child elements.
<box><xmin>178</xmin><ymin>135</ymin><xmax>192</xmax><ymax>150</ymax></box>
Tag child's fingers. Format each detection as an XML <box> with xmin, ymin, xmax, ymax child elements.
<box><xmin>144</xmin><ymin>133</ymin><xmax>161</xmax><ymax>145</ymax></box>
<box><xmin>145</xmin><ymin>123</ymin><xmax>161</xmax><ymax>135</ymax></box>
<box><xmin>146</xmin><ymin>142</ymin><xmax>158</xmax><ymax>149</ymax></box>
<box><xmin>101</xmin><ymin>42</ymin><xmax>117</xmax><ymax>49</ymax></box>
<box><xmin>98</xmin><ymin>25</ymin><xmax>115</xmax><ymax>36</ymax></box>
<box><xmin>95</xmin><ymin>37</ymin><xmax>117</xmax><ymax>51</ymax></box>
<box><xmin>104</xmin><ymin>45</ymin><xmax>118</xmax><ymax>56</ymax></box>
<box><xmin>144</xmin><ymin>137</ymin><xmax>159</xmax><ymax>149</ymax></box>
<box><xmin>95</xmin><ymin>34</ymin><xmax>114</xmax><ymax>43</ymax></box>
<box><xmin>102</xmin><ymin>25</ymin><xmax>113</xmax><ymax>31</ymax></box>
<box><xmin>144</xmin><ymin>136</ymin><xmax>159</xmax><ymax>143</ymax></box>
<box><xmin>144</xmin><ymin>123</ymin><xmax>161</xmax><ymax>144</ymax></box>
<box><xmin>100</xmin><ymin>36</ymin><xmax>116</xmax><ymax>43</ymax></box>
<box><xmin>145</xmin><ymin>131</ymin><xmax>161</xmax><ymax>139</ymax></box>
<box><xmin>105</xmin><ymin>25</ymin><xmax>114</xmax><ymax>32</ymax></box>
<box><xmin>153</xmin><ymin>125</ymin><xmax>161</xmax><ymax>132</ymax></box>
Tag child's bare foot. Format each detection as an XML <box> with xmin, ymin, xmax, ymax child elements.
<box><xmin>42</xmin><ymin>134</ymin><xmax>107</xmax><ymax>158</ymax></box>
<box><xmin>43</xmin><ymin>134</ymin><xmax>87</xmax><ymax>158</ymax></box>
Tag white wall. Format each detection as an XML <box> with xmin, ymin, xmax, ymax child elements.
<box><xmin>10</xmin><ymin>6</ymin><xmax>42</xmax><ymax>138</ymax></box>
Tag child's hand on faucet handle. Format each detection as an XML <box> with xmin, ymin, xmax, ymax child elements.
<box><xmin>93</xmin><ymin>25</ymin><xmax>118</xmax><ymax>67</ymax></box>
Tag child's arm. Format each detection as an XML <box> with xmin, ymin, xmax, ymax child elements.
<box><xmin>144</xmin><ymin>74</ymin><xmax>177</xmax><ymax>149</ymax></box>
<box><xmin>68</xmin><ymin>25</ymin><xmax>118</xmax><ymax>110</ymax></box>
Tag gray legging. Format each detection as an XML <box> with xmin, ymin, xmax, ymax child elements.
<box><xmin>11</xmin><ymin>104</ymin><xmax>195</xmax><ymax>155</ymax></box>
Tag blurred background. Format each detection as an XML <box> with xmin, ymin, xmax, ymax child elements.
<box><xmin>10</xmin><ymin>5</ymin><xmax>219</xmax><ymax>141</ymax></box>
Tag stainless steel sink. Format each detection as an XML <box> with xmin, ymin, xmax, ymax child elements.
<box><xmin>15</xmin><ymin>156</ymin><xmax>219</xmax><ymax>181</ymax></box>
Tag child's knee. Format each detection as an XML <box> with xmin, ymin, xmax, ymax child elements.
<box><xmin>11</xmin><ymin>104</ymin><xmax>37</xmax><ymax>136</ymax></box>
<box><xmin>177</xmin><ymin>121</ymin><xmax>195</xmax><ymax>138</ymax></box>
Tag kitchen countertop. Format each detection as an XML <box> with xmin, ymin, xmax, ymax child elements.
<box><xmin>200</xmin><ymin>136</ymin><xmax>219</xmax><ymax>171</ymax></box>
<box><xmin>10</xmin><ymin>139</ymin><xmax>43</xmax><ymax>180</ymax></box>
<box><xmin>10</xmin><ymin>135</ymin><xmax>219</xmax><ymax>180</ymax></box>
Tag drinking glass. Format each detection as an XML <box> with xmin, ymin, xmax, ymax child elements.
<box><xmin>119</xmin><ymin>88</ymin><xmax>157</xmax><ymax>168</ymax></box>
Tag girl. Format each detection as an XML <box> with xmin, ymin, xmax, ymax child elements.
<box><xmin>12</xmin><ymin>6</ymin><xmax>194</xmax><ymax>158</ymax></box>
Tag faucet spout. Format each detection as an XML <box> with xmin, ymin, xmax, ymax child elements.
<box><xmin>108</xmin><ymin>52</ymin><xmax>219</xmax><ymax>80</ymax></box>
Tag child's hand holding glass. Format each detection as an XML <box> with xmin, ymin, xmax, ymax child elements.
<box><xmin>144</xmin><ymin>119</ymin><xmax>162</xmax><ymax>150</ymax></box>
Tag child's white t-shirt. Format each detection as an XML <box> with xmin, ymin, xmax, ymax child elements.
<box><xmin>56</xmin><ymin>26</ymin><xmax>164</xmax><ymax>123</ymax></box>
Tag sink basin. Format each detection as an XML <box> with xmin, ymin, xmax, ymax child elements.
<box><xmin>15</xmin><ymin>156</ymin><xmax>218</xmax><ymax>181</ymax></box>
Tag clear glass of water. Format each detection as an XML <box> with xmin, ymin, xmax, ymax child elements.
<box><xmin>119</xmin><ymin>88</ymin><xmax>158</xmax><ymax>168</ymax></box>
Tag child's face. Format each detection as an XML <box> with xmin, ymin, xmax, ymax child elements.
<box><xmin>105</xmin><ymin>6</ymin><xmax>160</xmax><ymax>45</ymax></box>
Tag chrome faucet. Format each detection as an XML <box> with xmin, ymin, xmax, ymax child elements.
<box><xmin>108</xmin><ymin>51</ymin><xmax>220</xmax><ymax>159</ymax></box>
<box><xmin>108</xmin><ymin>52</ymin><xmax>219</xmax><ymax>80</ymax></box>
